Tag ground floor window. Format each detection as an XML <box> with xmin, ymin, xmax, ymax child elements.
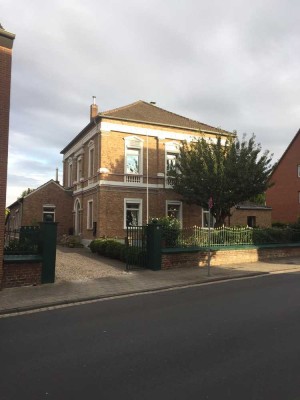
<box><xmin>87</xmin><ymin>200</ymin><xmax>93</xmax><ymax>229</ymax></box>
<box><xmin>166</xmin><ymin>201</ymin><xmax>182</xmax><ymax>224</ymax></box>
<box><xmin>124</xmin><ymin>198</ymin><xmax>142</xmax><ymax>227</ymax></box>
<box><xmin>43</xmin><ymin>204</ymin><xmax>55</xmax><ymax>222</ymax></box>
<box><xmin>74</xmin><ymin>199</ymin><xmax>82</xmax><ymax>235</ymax></box>
<box><xmin>202</xmin><ymin>209</ymin><xmax>215</xmax><ymax>228</ymax></box>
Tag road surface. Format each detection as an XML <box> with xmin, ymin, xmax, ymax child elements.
<box><xmin>1</xmin><ymin>272</ymin><xmax>300</xmax><ymax>399</ymax></box>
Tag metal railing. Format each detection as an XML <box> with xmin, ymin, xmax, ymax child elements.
<box><xmin>4</xmin><ymin>226</ymin><xmax>40</xmax><ymax>255</ymax></box>
<box><xmin>162</xmin><ymin>226</ymin><xmax>300</xmax><ymax>248</ymax></box>
<box><xmin>126</xmin><ymin>225</ymin><xmax>147</xmax><ymax>270</ymax></box>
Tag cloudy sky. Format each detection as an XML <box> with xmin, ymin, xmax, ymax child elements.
<box><xmin>2</xmin><ymin>0</ymin><xmax>300</xmax><ymax>205</ymax></box>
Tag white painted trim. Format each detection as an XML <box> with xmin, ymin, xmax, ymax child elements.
<box><xmin>87</xmin><ymin>200</ymin><xmax>93</xmax><ymax>229</ymax></box>
<box><xmin>63</xmin><ymin>125</ymin><xmax>98</xmax><ymax>160</ymax></box>
<box><xmin>73</xmin><ymin>182</ymin><xmax>98</xmax><ymax>195</ymax></box>
<box><xmin>124</xmin><ymin>135</ymin><xmax>143</xmax><ymax>181</ymax></box>
<box><xmin>124</xmin><ymin>198</ymin><xmax>142</xmax><ymax>228</ymax></box>
<box><xmin>99</xmin><ymin>180</ymin><xmax>164</xmax><ymax>189</ymax></box>
<box><xmin>166</xmin><ymin>200</ymin><xmax>182</xmax><ymax>225</ymax></box>
<box><xmin>88</xmin><ymin>144</ymin><xmax>95</xmax><ymax>178</ymax></box>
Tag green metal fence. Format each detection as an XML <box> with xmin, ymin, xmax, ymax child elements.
<box><xmin>162</xmin><ymin>226</ymin><xmax>300</xmax><ymax>248</ymax></box>
<box><xmin>126</xmin><ymin>225</ymin><xmax>148</xmax><ymax>270</ymax></box>
<box><xmin>4</xmin><ymin>226</ymin><xmax>40</xmax><ymax>255</ymax></box>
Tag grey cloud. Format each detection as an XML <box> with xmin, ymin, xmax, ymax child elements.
<box><xmin>3</xmin><ymin>0</ymin><xmax>300</xmax><ymax>205</ymax></box>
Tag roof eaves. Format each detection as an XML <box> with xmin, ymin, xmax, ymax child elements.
<box><xmin>101</xmin><ymin>115</ymin><xmax>233</xmax><ymax>137</ymax></box>
<box><xmin>60</xmin><ymin>117</ymin><xmax>100</xmax><ymax>154</ymax></box>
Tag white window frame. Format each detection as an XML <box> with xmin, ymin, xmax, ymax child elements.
<box><xmin>124</xmin><ymin>198</ymin><xmax>142</xmax><ymax>228</ymax></box>
<box><xmin>124</xmin><ymin>136</ymin><xmax>143</xmax><ymax>183</ymax></box>
<box><xmin>297</xmin><ymin>165</ymin><xmax>300</xmax><ymax>178</ymax></box>
<box><xmin>166</xmin><ymin>200</ymin><xmax>182</xmax><ymax>225</ymax></box>
<box><xmin>67</xmin><ymin>158</ymin><xmax>73</xmax><ymax>187</ymax></box>
<box><xmin>165</xmin><ymin>142</ymin><xmax>180</xmax><ymax>187</ymax></box>
<box><xmin>88</xmin><ymin>141</ymin><xmax>95</xmax><ymax>178</ymax></box>
<box><xmin>43</xmin><ymin>204</ymin><xmax>56</xmax><ymax>222</ymax></box>
<box><xmin>77</xmin><ymin>156</ymin><xmax>83</xmax><ymax>182</ymax></box>
<box><xmin>87</xmin><ymin>200</ymin><xmax>93</xmax><ymax>229</ymax></box>
<box><xmin>202</xmin><ymin>208</ymin><xmax>215</xmax><ymax>228</ymax></box>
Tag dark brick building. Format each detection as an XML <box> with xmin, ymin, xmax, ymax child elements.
<box><xmin>7</xmin><ymin>180</ymin><xmax>73</xmax><ymax>238</ymax></box>
<box><xmin>0</xmin><ymin>24</ymin><xmax>15</xmax><ymax>288</ymax></box>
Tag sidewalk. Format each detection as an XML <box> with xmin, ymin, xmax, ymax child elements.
<box><xmin>1</xmin><ymin>257</ymin><xmax>300</xmax><ymax>316</ymax></box>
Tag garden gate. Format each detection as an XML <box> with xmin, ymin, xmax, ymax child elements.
<box><xmin>126</xmin><ymin>225</ymin><xmax>147</xmax><ymax>271</ymax></box>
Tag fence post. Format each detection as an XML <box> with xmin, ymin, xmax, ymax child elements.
<box><xmin>39</xmin><ymin>222</ymin><xmax>58</xmax><ymax>283</ymax></box>
<box><xmin>146</xmin><ymin>223</ymin><xmax>162</xmax><ymax>270</ymax></box>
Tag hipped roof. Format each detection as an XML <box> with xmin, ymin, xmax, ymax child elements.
<box><xmin>61</xmin><ymin>100</ymin><xmax>233</xmax><ymax>154</ymax></box>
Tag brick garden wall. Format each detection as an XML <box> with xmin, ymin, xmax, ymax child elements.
<box><xmin>2</xmin><ymin>260</ymin><xmax>42</xmax><ymax>288</ymax></box>
<box><xmin>161</xmin><ymin>246</ymin><xmax>300</xmax><ymax>269</ymax></box>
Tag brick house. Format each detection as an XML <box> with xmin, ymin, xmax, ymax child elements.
<box><xmin>229</xmin><ymin>201</ymin><xmax>272</xmax><ymax>228</ymax></box>
<box><xmin>266</xmin><ymin>129</ymin><xmax>300</xmax><ymax>224</ymax></box>
<box><xmin>61</xmin><ymin>100</ymin><xmax>236</xmax><ymax>243</ymax></box>
<box><xmin>7</xmin><ymin>180</ymin><xmax>73</xmax><ymax>238</ymax></box>
<box><xmin>0</xmin><ymin>24</ymin><xmax>15</xmax><ymax>288</ymax></box>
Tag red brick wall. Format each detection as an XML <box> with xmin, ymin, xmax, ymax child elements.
<box><xmin>266</xmin><ymin>131</ymin><xmax>300</xmax><ymax>223</ymax></box>
<box><xmin>19</xmin><ymin>182</ymin><xmax>73</xmax><ymax>237</ymax></box>
<box><xmin>2</xmin><ymin>261</ymin><xmax>42</xmax><ymax>288</ymax></box>
<box><xmin>0</xmin><ymin>28</ymin><xmax>15</xmax><ymax>288</ymax></box>
<box><xmin>161</xmin><ymin>246</ymin><xmax>300</xmax><ymax>269</ymax></box>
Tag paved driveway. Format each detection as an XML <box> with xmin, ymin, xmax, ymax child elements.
<box><xmin>55</xmin><ymin>245</ymin><xmax>127</xmax><ymax>282</ymax></box>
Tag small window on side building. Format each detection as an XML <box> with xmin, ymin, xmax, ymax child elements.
<box><xmin>247</xmin><ymin>216</ymin><xmax>256</xmax><ymax>227</ymax></box>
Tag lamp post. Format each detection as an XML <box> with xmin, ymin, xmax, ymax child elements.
<box><xmin>146</xmin><ymin>131</ymin><xmax>149</xmax><ymax>223</ymax></box>
<box><xmin>207</xmin><ymin>196</ymin><xmax>213</xmax><ymax>277</ymax></box>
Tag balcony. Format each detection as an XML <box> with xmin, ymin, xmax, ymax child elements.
<box><xmin>125</xmin><ymin>174</ymin><xmax>143</xmax><ymax>184</ymax></box>
<box><xmin>166</xmin><ymin>176</ymin><xmax>175</xmax><ymax>187</ymax></box>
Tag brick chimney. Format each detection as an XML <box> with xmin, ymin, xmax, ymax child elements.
<box><xmin>90</xmin><ymin>96</ymin><xmax>98</xmax><ymax>121</ymax></box>
<box><xmin>0</xmin><ymin>24</ymin><xmax>15</xmax><ymax>289</ymax></box>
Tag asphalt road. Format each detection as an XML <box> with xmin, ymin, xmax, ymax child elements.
<box><xmin>1</xmin><ymin>272</ymin><xmax>300</xmax><ymax>400</ymax></box>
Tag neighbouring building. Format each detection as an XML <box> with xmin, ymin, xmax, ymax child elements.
<box><xmin>61</xmin><ymin>99</ymin><xmax>234</xmax><ymax>243</ymax></box>
<box><xmin>266</xmin><ymin>129</ymin><xmax>300</xmax><ymax>224</ymax></box>
<box><xmin>6</xmin><ymin>180</ymin><xmax>73</xmax><ymax>238</ymax></box>
<box><xmin>228</xmin><ymin>201</ymin><xmax>272</xmax><ymax>228</ymax></box>
<box><xmin>0</xmin><ymin>24</ymin><xmax>15</xmax><ymax>288</ymax></box>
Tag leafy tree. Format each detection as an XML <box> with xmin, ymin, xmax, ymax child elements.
<box><xmin>18</xmin><ymin>188</ymin><xmax>35</xmax><ymax>199</ymax></box>
<box><xmin>171</xmin><ymin>134</ymin><xmax>273</xmax><ymax>227</ymax></box>
<box><xmin>248</xmin><ymin>193</ymin><xmax>266</xmax><ymax>205</ymax></box>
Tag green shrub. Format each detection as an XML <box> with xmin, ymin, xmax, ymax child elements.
<box><xmin>272</xmin><ymin>221</ymin><xmax>288</xmax><ymax>228</ymax></box>
<box><xmin>89</xmin><ymin>239</ymin><xmax>127</xmax><ymax>261</ymax></box>
<box><xmin>152</xmin><ymin>216</ymin><xmax>181</xmax><ymax>247</ymax></box>
<box><xmin>89</xmin><ymin>239</ymin><xmax>104</xmax><ymax>253</ymax></box>
<box><xmin>105</xmin><ymin>240</ymin><xmax>124</xmax><ymax>259</ymax></box>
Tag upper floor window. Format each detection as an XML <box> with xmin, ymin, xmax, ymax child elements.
<box><xmin>165</xmin><ymin>142</ymin><xmax>180</xmax><ymax>187</ymax></box>
<box><xmin>77</xmin><ymin>156</ymin><xmax>83</xmax><ymax>182</ymax></box>
<box><xmin>67</xmin><ymin>159</ymin><xmax>73</xmax><ymax>187</ymax></box>
<box><xmin>124</xmin><ymin>137</ymin><xmax>143</xmax><ymax>183</ymax></box>
<box><xmin>297</xmin><ymin>165</ymin><xmax>300</xmax><ymax>177</ymax></box>
<box><xmin>88</xmin><ymin>141</ymin><xmax>95</xmax><ymax>178</ymax></box>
